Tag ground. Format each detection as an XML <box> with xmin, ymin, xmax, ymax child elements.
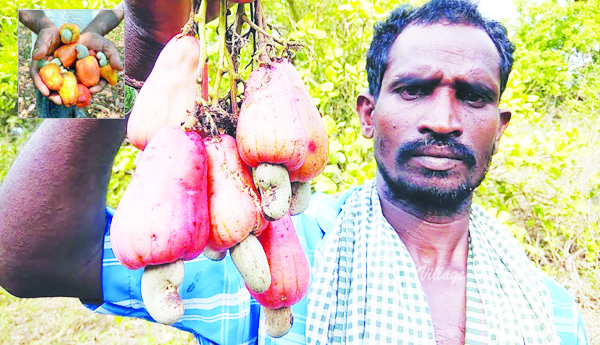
<box><xmin>0</xmin><ymin>288</ymin><xmax>198</xmax><ymax>344</ymax></box>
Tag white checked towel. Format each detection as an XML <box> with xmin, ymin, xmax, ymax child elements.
<box><xmin>306</xmin><ymin>179</ymin><xmax>558</xmax><ymax>344</ymax></box>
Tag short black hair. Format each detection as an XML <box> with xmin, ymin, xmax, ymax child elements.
<box><xmin>366</xmin><ymin>0</ymin><xmax>515</xmax><ymax>101</ymax></box>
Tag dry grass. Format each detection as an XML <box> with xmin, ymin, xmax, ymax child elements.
<box><xmin>582</xmin><ymin>308</ymin><xmax>600</xmax><ymax>344</ymax></box>
<box><xmin>17</xmin><ymin>16</ymin><xmax>125</xmax><ymax>119</ymax></box>
<box><xmin>0</xmin><ymin>288</ymin><xmax>198</xmax><ymax>344</ymax></box>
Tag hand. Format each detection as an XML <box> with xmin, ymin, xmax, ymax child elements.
<box><xmin>125</xmin><ymin>0</ymin><xmax>221</xmax><ymax>83</ymax></box>
<box><xmin>30</xmin><ymin>26</ymin><xmax>63</xmax><ymax>104</ymax></box>
<box><xmin>77</xmin><ymin>31</ymin><xmax>124</xmax><ymax>94</ymax></box>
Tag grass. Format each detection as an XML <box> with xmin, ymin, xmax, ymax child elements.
<box><xmin>0</xmin><ymin>287</ymin><xmax>198</xmax><ymax>345</ymax></box>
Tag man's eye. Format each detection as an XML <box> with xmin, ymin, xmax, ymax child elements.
<box><xmin>460</xmin><ymin>91</ymin><xmax>488</xmax><ymax>108</ymax></box>
<box><xmin>397</xmin><ymin>86</ymin><xmax>429</xmax><ymax>100</ymax></box>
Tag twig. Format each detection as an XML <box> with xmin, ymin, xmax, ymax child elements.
<box><xmin>225</xmin><ymin>45</ymin><xmax>239</xmax><ymax>118</ymax></box>
<box><xmin>211</xmin><ymin>0</ymin><xmax>228</xmax><ymax>107</ymax></box>
<box><xmin>196</xmin><ymin>0</ymin><xmax>209</xmax><ymax>104</ymax></box>
<box><xmin>181</xmin><ymin>0</ymin><xmax>195</xmax><ymax>36</ymax></box>
<box><xmin>234</xmin><ymin>3</ymin><xmax>245</xmax><ymax>36</ymax></box>
<box><xmin>241</xmin><ymin>13</ymin><xmax>283</xmax><ymax>46</ymax></box>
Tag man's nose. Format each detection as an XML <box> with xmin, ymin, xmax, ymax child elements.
<box><xmin>417</xmin><ymin>88</ymin><xmax>463</xmax><ymax>137</ymax></box>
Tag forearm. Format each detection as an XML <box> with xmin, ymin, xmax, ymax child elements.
<box><xmin>82</xmin><ymin>9</ymin><xmax>124</xmax><ymax>37</ymax></box>
<box><xmin>0</xmin><ymin>119</ymin><xmax>126</xmax><ymax>300</ymax></box>
<box><xmin>19</xmin><ymin>10</ymin><xmax>57</xmax><ymax>34</ymax></box>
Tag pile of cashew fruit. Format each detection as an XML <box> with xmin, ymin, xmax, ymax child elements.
<box><xmin>37</xmin><ymin>23</ymin><xmax>119</xmax><ymax>107</ymax></box>
<box><xmin>110</xmin><ymin>0</ymin><xmax>328</xmax><ymax>338</ymax></box>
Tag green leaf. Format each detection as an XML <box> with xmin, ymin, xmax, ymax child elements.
<box><xmin>319</xmin><ymin>82</ymin><xmax>335</xmax><ymax>92</ymax></box>
<box><xmin>314</xmin><ymin>175</ymin><xmax>337</xmax><ymax>194</ymax></box>
<box><xmin>306</xmin><ymin>27</ymin><xmax>327</xmax><ymax>40</ymax></box>
<box><xmin>321</xmin><ymin>115</ymin><xmax>336</xmax><ymax>134</ymax></box>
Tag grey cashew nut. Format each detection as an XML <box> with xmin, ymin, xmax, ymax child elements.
<box><xmin>141</xmin><ymin>260</ymin><xmax>185</xmax><ymax>325</ymax></box>
<box><xmin>230</xmin><ymin>234</ymin><xmax>271</xmax><ymax>293</ymax></box>
<box><xmin>289</xmin><ymin>181</ymin><xmax>311</xmax><ymax>216</ymax></box>
<box><xmin>263</xmin><ymin>306</ymin><xmax>293</xmax><ymax>338</ymax></box>
<box><xmin>253</xmin><ymin>163</ymin><xmax>291</xmax><ymax>221</ymax></box>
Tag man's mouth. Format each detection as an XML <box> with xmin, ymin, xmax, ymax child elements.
<box><xmin>411</xmin><ymin>146</ymin><xmax>465</xmax><ymax>171</ymax></box>
<box><xmin>395</xmin><ymin>138</ymin><xmax>477</xmax><ymax>170</ymax></box>
<box><xmin>412</xmin><ymin>156</ymin><xmax>461</xmax><ymax>171</ymax></box>
<box><xmin>414</xmin><ymin>146</ymin><xmax>464</xmax><ymax>160</ymax></box>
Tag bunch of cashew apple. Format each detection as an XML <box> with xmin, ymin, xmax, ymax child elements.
<box><xmin>37</xmin><ymin>23</ymin><xmax>119</xmax><ymax>108</ymax></box>
<box><xmin>111</xmin><ymin>16</ymin><xmax>327</xmax><ymax>336</ymax></box>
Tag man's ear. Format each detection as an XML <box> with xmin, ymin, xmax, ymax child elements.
<box><xmin>357</xmin><ymin>92</ymin><xmax>376</xmax><ymax>139</ymax></box>
<box><xmin>493</xmin><ymin>108</ymin><xmax>512</xmax><ymax>155</ymax></box>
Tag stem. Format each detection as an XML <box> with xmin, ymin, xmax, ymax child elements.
<box><xmin>196</xmin><ymin>0</ymin><xmax>209</xmax><ymax>104</ymax></box>
<box><xmin>202</xmin><ymin>61</ymin><xmax>209</xmax><ymax>100</ymax></box>
<box><xmin>255</xmin><ymin>0</ymin><xmax>265</xmax><ymax>45</ymax></box>
<box><xmin>242</xmin><ymin>13</ymin><xmax>283</xmax><ymax>45</ymax></box>
<box><xmin>286</xmin><ymin>0</ymin><xmax>300</xmax><ymax>23</ymax></box>
<box><xmin>181</xmin><ymin>0</ymin><xmax>195</xmax><ymax>36</ymax></box>
<box><xmin>211</xmin><ymin>0</ymin><xmax>228</xmax><ymax>107</ymax></box>
<box><xmin>234</xmin><ymin>4</ymin><xmax>245</xmax><ymax>36</ymax></box>
<box><xmin>181</xmin><ymin>113</ymin><xmax>199</xmax><ymax>132</ymax></box>
<box><xmin>225</xmin><ymin>46</ymin><xmax>239</xmax><ymax>118</ymax></box>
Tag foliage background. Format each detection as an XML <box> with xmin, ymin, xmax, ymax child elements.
<box><xmin>1</xmin><ymin>0</ymin><xmax>599</xmax><ymax>343</ymax></box>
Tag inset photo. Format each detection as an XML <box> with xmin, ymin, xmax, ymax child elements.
<box><xmin>18</xmin><ymin>9</ymin><xmax>125</xmax><ymax>119</ymax></box>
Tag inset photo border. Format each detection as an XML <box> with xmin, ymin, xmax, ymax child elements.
<box><xmin>18</xmin><ymin>9</ymin><xmax>124</xmax><ymax>119</ymax></box>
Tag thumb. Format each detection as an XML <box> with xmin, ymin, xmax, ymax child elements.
<box><xmin>31</xmin><ymin>41</ymin><xmax>47</xmax><ymax>60</ymax></box>
<box><xmin>103</xmin><ymin>44</ymin><xmax>123</xmax><ymax>71</ymax></box>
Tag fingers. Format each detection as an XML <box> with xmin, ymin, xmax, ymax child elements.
<box><xmin>32</xmin><ymin>27</ymin><xmax>60</xmax><ymax>60</ymax></box>
<box><xmin>32</xmin><ymin>35</ymin><xmax>49</xmax><ymax>60</ymax></box>
<box><xmin>30</xmin><ymin>53</ymin><xmax>60</xmax><ymax>104</ymax></box>
<box><xmin>101</xmin><ymin>40</ymin><xmax>124</xmax><ymax>71</ymax></box>
<box><xmin>89</xmin><ymin>79</ymin><xmax>108</xmax><ymax>94</ymax></box>
<box><xmin>48</xmin><ymin>92</ymin><xmax>63</xmax><ymax>106</ymax></box>
<box><xmin>79</xmin><ymin>32</ymin><xmax>123</xmax><ymax>71</ymax></box>
<box><xmin>30</xmin><ymin>57</ymin><xmax>50</xmax><ymax>97</ymax></box>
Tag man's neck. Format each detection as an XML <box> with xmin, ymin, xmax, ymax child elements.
<box><xmin>376</xmin><ymin>177</ymin><xmax>471</xmax><ymax>270</ymax></box>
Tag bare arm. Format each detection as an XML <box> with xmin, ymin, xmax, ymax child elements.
<box><xmin>18</xmin><ymin>10</ymin><xmax>57</xmax><ymax>35</ymax></box>
<box><xmin>19</xmin><ymin>10</ymin><xmax>60</xmax><ymax>62</ymax></box>
<box><xmin>0</xmin><ymin>120</ymin><xmax>126</xmax><ymax>302</ymax></box>
<box><xmin>82</xmin><ymin>9</ymin><xmax>125</xmax><ymax>37</ymax></box>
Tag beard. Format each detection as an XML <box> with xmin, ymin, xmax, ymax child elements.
<box><xmin>377</xmin><ymin>137</ymin><xmax>493</xmax><ymax>217</ymax></box>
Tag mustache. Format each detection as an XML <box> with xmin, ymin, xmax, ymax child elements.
<box><xmin>396</xmin><ymin>137</ymin><xmax>477</xmax><ymax>169</ymax></box>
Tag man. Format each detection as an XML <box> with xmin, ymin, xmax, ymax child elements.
<box><xmin>0</xmin><ymin>0</ymin><xmax>588</xmax><ymax>344</ymax></box>
<box><xmin>19</xmin><ymin>9</ymin><xmax>124</xmax><ymax>118</ymax></box>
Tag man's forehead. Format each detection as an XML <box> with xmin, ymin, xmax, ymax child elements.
<box><xmin>384</xmin><ymin>23</ymin><xmax>502</xmax><ymax>87</ymax></box>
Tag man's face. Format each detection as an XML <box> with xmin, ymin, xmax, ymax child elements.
<box><xmin>358</xmin><ymin>23</ymin><xmax>511</xmax><ymax>216</ymax></box>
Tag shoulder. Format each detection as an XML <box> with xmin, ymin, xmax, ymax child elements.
<box><xmin>469</xmin><ymin>204</ymin><xmax>588</xmax><ymax>344</ymax></box>
<box><xmin>289</xmin><ymin>184</ymin><xmax>365</xmax><ymax>265</ymax></box>
<box><xmin>470</xmin><ymin>204</ymin><xmax>587</xmax><ymax>344</ymax></box>
<box><xmin>292</xmin><ymin>184</ymin><xmax>366</xmax><ymax>245</ymax></box>
<box><xmin>539</xmin><ymin>274</ymin><xmax>589</xmax><ymax>344</ymax></box>
<box><xmin>299</xmin><ymin>184</ymin><xmax>366</xmax><ymax>230</ymax></box>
